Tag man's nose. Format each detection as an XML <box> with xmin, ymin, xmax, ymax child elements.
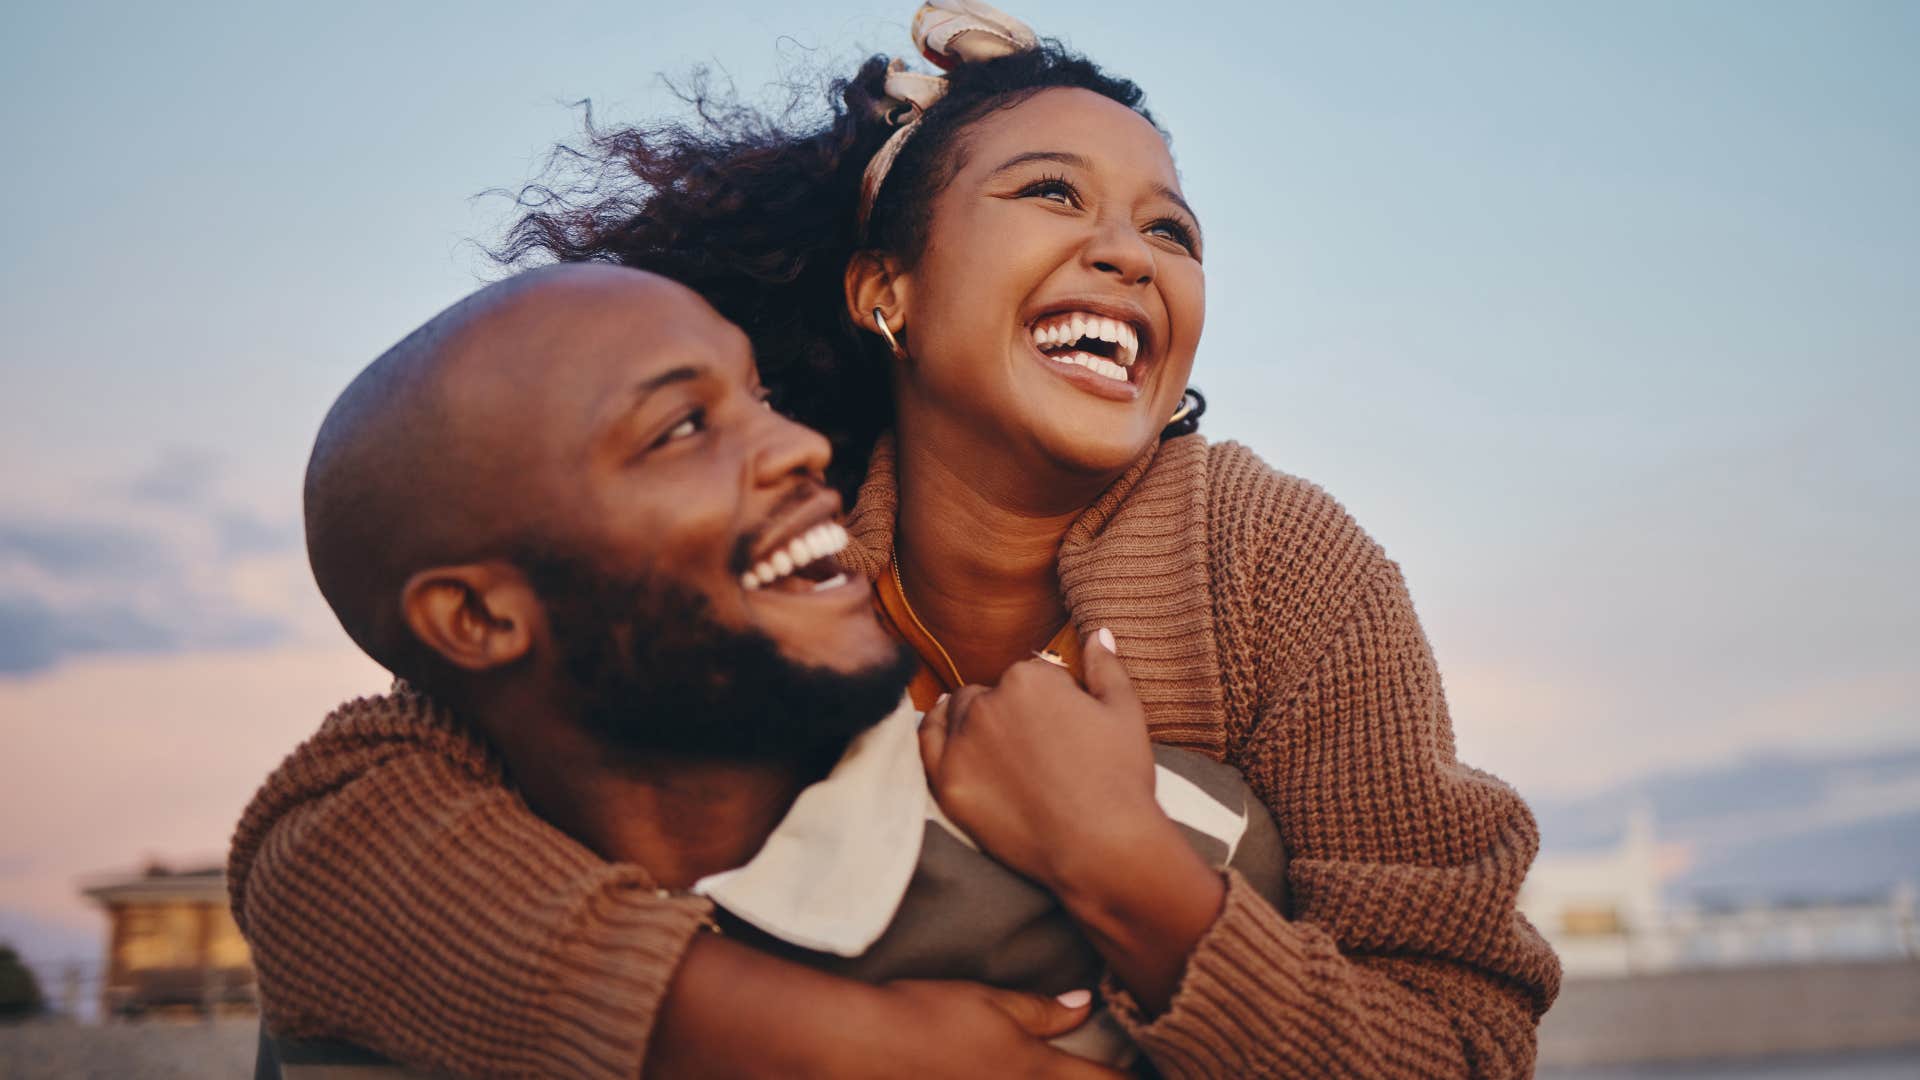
<box><xmin>751</xmin><ymin>405</ymin><xmax>833</xmax><ymax>486</ymax></box>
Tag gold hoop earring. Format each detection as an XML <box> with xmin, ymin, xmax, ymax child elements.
<box><xmin>872</xmin><ymin>307</ymin><xmax>907</xmax><ymax>360</ymax></box>
<box><xmin>1162</xmin><ymin>387</ymin><xmax>1206</xmax><ymax>438</ymax></box>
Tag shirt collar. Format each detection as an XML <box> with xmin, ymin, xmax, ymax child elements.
<box><xmin>690</xmin><ymin>694</ymin><xmax>927</xmax><ymax>956</ymax></box>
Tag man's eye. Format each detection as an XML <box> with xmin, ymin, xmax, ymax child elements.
<box><xmin>654</xmin><ymin>409</ymin><xmax>705</xmax><ymax>448</ymax></box>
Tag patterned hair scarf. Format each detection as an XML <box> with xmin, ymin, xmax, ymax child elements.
<box><xmin>857</xmin><ymin>0</ymin><xmax>1039</xmax><ymax>237</ymax></box>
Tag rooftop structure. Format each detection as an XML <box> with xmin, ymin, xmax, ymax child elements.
<box><xmin>1521</xmin><ymin>807</ymin><xmax>1919</xmax><ymax>976</ymax></box>
<box><xmin>80</xmin><ymin>862</ymin><xmax>255</xmax><ymax>1019</ymax></box>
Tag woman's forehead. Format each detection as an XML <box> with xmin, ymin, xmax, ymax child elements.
<box><xmin>958</xmin><ymin>87</ymin><xmax>1178</xmax><ymax>188</ymax></box>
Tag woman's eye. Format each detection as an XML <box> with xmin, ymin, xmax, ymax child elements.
<box><xmin>1020</xmin><ymin>177</ymin><xmax>1079</xmax><ymax>206</ymax></box>
<box><xmin>1147</xmin><ymin>219</ymin><xmax>1198</xmax><ymax>253</ymax></box>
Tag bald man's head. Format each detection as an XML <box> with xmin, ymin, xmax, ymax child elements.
<box><xmin>307</xmin><ymin>264</ymin><xmax>739</xmax><ymax>682</ymax></box>
<box><xmin>305</xmin><ymin>263</ymin><xmax>905</xmax><ymax>745</ymax></box>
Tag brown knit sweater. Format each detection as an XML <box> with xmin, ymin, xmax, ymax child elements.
<box><xmin>229</xmin><ymin>433</ymin><xmax>1559</xmax><ymax>1079</ymax></box>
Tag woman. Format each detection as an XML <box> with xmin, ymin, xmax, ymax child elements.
<box><xmin>231</xmin><ymin>4</ymin><xmax>1558</xmax><ymax>1076</ymax></box>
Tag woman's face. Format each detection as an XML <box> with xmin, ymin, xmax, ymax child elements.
<box><xmin>890</xmin><ymin>87</ymin><xmax>1205</xmax><ymax>489</ymax></box>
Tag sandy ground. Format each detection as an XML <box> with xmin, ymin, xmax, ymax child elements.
<box><xmin>3</xmin><ymin>1014</ymin><xmax>1916</xmax><ymax>1079</ymax></box>
<box><xmin>0</xmin><ymin>1016</ymin><xmax>257</xmax><ymax>1080</ymax></box>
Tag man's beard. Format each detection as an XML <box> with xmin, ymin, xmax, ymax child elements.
<box><xmin>520</xmin><ymin>552</ymin><xmax>917</xmax><ymax>771</ymax></box>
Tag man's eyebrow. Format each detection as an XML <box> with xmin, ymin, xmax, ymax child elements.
<box><xmin>631</xmin><ymin>365</ymin><xmax>703</xmax><ymax>400</ymax></box>
<box><xmin>603</xmin><ymin>364</ymin><xmax>704</xmax><ymax>429</ymax></box>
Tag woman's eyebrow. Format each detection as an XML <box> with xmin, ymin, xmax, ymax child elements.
<box><xmin>989</xmin><ymin>149</ymin><xmax>1199</xmax><ymax>222</ymax></box>
<box><xmin>989</xmin><ymin>149</ymin><xmax>1090</xmax><ymax>176</ymax></box>
<box><xmin>1156</xmin><ymin>183</ymin><xmax>1198</xmax><ymax>223</ymax></box>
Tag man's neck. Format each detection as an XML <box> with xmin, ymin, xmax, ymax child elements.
<box><xmin>549</xmin><ymin>759</ymin><xmax>812</xmax><ymax>890</ymax></box>
<box><xmin>479</xmin><ymin>687</ymin><xmax>813</xmax><ymax>890</ymax></box>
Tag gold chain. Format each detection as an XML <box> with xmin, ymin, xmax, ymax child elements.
<box><xmin>890</xmin><ymin>553</ymin><xmax>965</xmax><ymax>687</ymax></box>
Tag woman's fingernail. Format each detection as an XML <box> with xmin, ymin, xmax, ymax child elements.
<box><xmin>1055</xmin><ymin>988</ymin><xmax>1093</xmax><ymax>1009</ymax></box>
<box><xmin>934</xmin><ymin>693</ymin><xmax>949</xmax><ymax>706</ymax></box>
<box><xmin>1096</xmin><ymin>627</ymin><xmax>1116</xmax><ymax>653</ymax></box>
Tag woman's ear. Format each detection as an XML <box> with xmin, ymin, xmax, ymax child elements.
<box><xmin>400</xmin><ymin>562</ymin><xmax>540</xmax><ymax>674</ymax></box>
<box><xmin>844</xmin><ymin>251</ymin><xmax>911</xmax><ymax>354</ymax></box>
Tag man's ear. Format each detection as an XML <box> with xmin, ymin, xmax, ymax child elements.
<box><xmin>844</xmin><ymin>250</ymin><xmax>912</xmax><ymax>354</ymax></box>
<box><xmin>400</xmin><ymin>562</ymin><xmax>541</xmax><ymax>674</ymax></box>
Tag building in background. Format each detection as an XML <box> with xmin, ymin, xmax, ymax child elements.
<box><xmin>1522</xmin><ymin>808</ymin><xmax>1920</xmax><ymax>1068</ymax></box>
<box><xmin>1521</xmin><ymin>806</ymin><xmax>1919</xmax><ymax>976</ymax></box>
<box><xmin>80</xmin><ymin>863</ymin><xmax>254</xmax><ymax>1019</ymax></box>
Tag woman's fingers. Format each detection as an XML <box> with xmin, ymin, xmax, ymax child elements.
<box><xmin>1080</xmin><ymin>628</ymin><xmax>1140</xmax><ymax>712</ymax></box>
<box><xmin>918</xmin><ymin>684</ymin><xmax>989</xmax><ymax>775</ymax></box>
<box><xmin>977</xmin><ymin>985</ymin><xmax>1094</xmax><ymax>1039</ymax></box>
<box><xmin>918</xmin><ymin>692</ymin><xmax>953</xmax><ymax>774</ymax></box>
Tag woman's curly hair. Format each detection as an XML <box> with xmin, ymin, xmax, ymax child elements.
<box><xmin>498</xmin><ymin>45</ymin><xmax>1162</xmax><ymax>499</ymax></box>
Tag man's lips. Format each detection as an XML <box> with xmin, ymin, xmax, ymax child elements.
<box><xmin>737</xmin><ymin>487</ymin><xmax>851</xmax><ymax>592</ymax></box>
<box><xmin>740</xmin><ymin>521</ymin><xmax>851</xmax><ymax>592</ymax></box>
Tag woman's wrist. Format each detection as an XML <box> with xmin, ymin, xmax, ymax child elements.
<box><xmin>1049</xmin><ymin>808</ymin><xmax>1228</xmax><ymax>1015</ymax></box>
<box><xmin>648</xmin><ymin>934</ymin><xmax>894</xmax><ymax>1078</ymax></box>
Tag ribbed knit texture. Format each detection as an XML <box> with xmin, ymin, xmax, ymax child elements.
<box><xmin>851</xmin><ymin>433</ymin><xmax>1558</xmax><ymax>1077</ymax></box>
<box><xmin>230</xmin><ymin>432</ymin><xmax>1558</xmax><ymax>1078</ymax></box>
<box><xmin>227</xmin><ymin>690</ymin><xmax>715</xmax><ymax>1079</ymax></box>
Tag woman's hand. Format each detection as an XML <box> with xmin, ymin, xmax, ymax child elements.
<box><xmin>647</xmin><ymin>935</ymin><xmax>1121</xmax><ymax>1079</ymax></box>
<box><xmin>862</xmin><ymin>981</ymin><xmax>1128</xmax><ymax>1080</ymax></box>
<box><xmin>918</xmin><ymin>631</ymin><xmax>1227</xmax><ymax>1013</ymax></box>
<box><xmin>918</xmin><ymin>630</ymin><xmax>1161</xmax><ymax>887</ymax></box>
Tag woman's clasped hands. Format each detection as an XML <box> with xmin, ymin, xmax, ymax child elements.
<box><xmin>918</xmin><ymin>628</ymin><xmax>1158</xmax><ymax>889</ymax></box>
<box><xmin>917</xmin><ymin>629</ymin><xmax>1229</xmax><ymax>1013</ymax></box>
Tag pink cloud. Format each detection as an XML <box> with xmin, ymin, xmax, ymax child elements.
<box><xmin>0</xmin><ymin>642</ymin><xmax>387</xmax><ymax>939</ymax></box>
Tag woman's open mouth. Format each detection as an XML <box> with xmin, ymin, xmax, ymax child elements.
<box><xmin>1025</xmin><ymin>308</ymin><xmax>1148</xmax><ymax>401</ymax></box>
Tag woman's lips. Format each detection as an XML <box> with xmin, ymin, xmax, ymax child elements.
<box><xmin>1023</xmin><ymin>306</ymin><xmax>1153</xmax><ymax>397</ymax></box>
<box><xmin>1028</xmin><ymin>311</ymin><xmax>1140</xmax><ymax>368</ymax></box>
<box><xmin>1024</xmin><ymin>334</ymin><xmax>1142</xmax><ymax>401</ymax></box>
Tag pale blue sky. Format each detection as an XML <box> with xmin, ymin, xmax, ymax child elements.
<box><xmin>2</xmin><ymin>1</ymin><xmax>1916</xmax><ymax>798</ymax></box>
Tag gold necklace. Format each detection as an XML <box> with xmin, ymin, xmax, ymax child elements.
<box><xmin>890</xmin><ymin>553</ymin><xmax>965</xmax><ymax>686</ymax></box>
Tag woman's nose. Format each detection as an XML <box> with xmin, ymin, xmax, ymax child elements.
<box><xmin>1084</xmin><ymin>217</ymin><xmax>1154</xmax><ymax>286</ymax></box>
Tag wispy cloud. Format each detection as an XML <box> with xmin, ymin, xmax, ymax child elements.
<box><xmin>0</xmin><ymin>451</ymin><xmax>325</xmax><ymax>676</ymax></box>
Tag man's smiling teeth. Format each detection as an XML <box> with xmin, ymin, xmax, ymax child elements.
<box><xmin>740</xmin><ymin>522</ymin><xmax>851</xmax><ymax>591</ymax></box>
<box><xmin>1029</xmin><ymin>312</ymin><xmax>1139</xmax><ymax>378</ymax></box>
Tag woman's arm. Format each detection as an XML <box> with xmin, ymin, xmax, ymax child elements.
<box><xmin>230</xmin><ymin>691</ymin><xmax>1120</xmax><ymax>1080</ymax></box>
<box><xmin>229</xmin><ymin>692</ymin><xmax>710</xmax><ymax>1077</ymax></box>
<box><xmin>919</xmin><ymin>560</ymin><xmax>1559</xmax><ymax>1078</ymax></box>
<box><xmin>1108</xmin><ymin>557</ymin><xmax>1559</xmax><ymax>1078</ymax></box>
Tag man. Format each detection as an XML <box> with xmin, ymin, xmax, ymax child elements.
<box><xmin>235</xmin><ymin>264</ymin><xmax>1280</xmax><ymax>1078</ymax></box>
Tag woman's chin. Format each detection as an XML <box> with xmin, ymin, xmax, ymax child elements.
<box><xmin>1024</xmin><ymin>415</ymin><xmax>1163</xmax><ymax>480</ymax></box>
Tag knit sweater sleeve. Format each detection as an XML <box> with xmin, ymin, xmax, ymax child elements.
<box><xmin>227</xmin><ymin>691</ymin><xmax>714</xmax><ymax>1080</ymax></box>
<box><xmin>1101</xmin><ymin>449</ymin><xmax>1560</xmax><ymax>1078</ymax></box>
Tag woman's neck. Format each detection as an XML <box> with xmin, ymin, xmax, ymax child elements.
<box><xmin>890</xmin><ymin>421</ymin><xmax>1115</xmax><ymax>684</ymax></box>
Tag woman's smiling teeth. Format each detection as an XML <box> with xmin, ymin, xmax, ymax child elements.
<box><xmin>741</xmin><ymin>522</ymin><xmax>851</xmax><ymax>592</ymax></box>
<box><xmin>1029</xmin><ymin>312</ymin><xmax>1139</xmax><ymax>384</ymax></box>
